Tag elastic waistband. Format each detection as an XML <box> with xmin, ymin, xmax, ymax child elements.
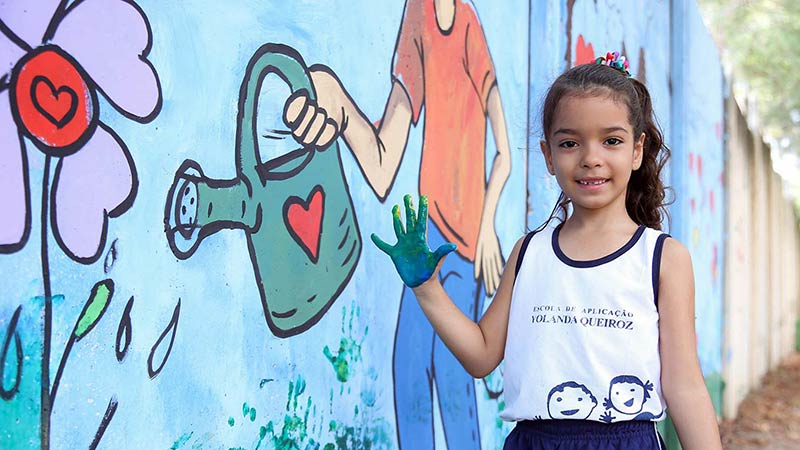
<box><xmin>515</xmin><ymin>419</ymin><xmax>653</xmax><ymax>438</ymax></box>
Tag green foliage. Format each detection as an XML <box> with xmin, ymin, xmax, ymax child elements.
<box><xmin>699</xmin><ymin>0</ymin><xmax>800</xmax><ymax>148</ymax></box>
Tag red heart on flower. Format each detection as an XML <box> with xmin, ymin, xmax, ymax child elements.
<box><xmin>32</xmin><ymin>76</ymin><xmax>78</xmax><ymax>128</ymax></box>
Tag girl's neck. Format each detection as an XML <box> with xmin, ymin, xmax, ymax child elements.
<box><xmin>563</xmin><ymin>201</ymin><xmax>638</xmax><ymax>235</ymax></box>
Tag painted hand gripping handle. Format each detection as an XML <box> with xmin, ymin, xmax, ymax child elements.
<box><xmin>371</xmin><ymin>194</ymin><xmax>457</xmax><ymax>288</ymax></box>
<box><xmin>164</xmin><ymin>44</ymin><xmax>361</xmax><ymax>337</ymax></box>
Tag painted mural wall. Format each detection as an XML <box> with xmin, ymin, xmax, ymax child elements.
<box><xmin>670</xmin><ymin>0</ymin><xmax>726</xmax><ymax>413</ymax></box>
<box><xmin>1</xmin><ymin>1</ymin><xmax>793</xmax><ymax>449</ymax></box>
<box><xmin>0</xmin><ymin>1</ymin><xmax>527</xmax><ymax>449</ymax></box>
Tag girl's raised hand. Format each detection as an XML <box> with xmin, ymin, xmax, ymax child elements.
<box><xmin>371</xmin><ymin>194</ymin><xmax>457</xmax><ymax>288</ymax></box>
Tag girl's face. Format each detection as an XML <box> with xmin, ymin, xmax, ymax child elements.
<box><xmin>541</xmin><ymin>94</ymin><xmax>644</xmax><ymax>216</ymax></box>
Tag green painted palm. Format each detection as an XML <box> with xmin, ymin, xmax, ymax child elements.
<box><xmin>371</xmin><ymin>194</ymin><xmax>457</xmax><ymax>288</ymax></box>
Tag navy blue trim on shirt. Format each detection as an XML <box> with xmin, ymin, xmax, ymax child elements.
<box><xmin>652</xmin><ymin>233</ymin><xmax>670</xmax><ymax>309</ymax></box>
<box><xmin>552</xmin><ymin>223</ymin><xmax>646</xmax><ymax>268</ymax></box>
<box><xmin>514</xmin><ymin>230</ymin><xmax>538</xmax><ymax>277</ymax></box>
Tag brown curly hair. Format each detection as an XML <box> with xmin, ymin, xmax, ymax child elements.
<box><xmin>538</xmin><ymin>63</ymin><xmax>672</xmax><ymax>230</ymax></box>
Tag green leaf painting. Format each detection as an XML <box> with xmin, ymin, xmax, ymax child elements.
<box><xmin>75</xmin><ymin>280</ymin><xmax>114</xmax><ymax>341</ymax></box>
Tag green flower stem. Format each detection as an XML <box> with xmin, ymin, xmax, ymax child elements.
<box><xmin>41</xmin><ymin>155</ymin><xmax>52</xmax><ymax>450</ymax></box>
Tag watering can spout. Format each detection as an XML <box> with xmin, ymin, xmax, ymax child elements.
<box><xmin>164</xmin><ymin>160</ymin><xmax>259</xmax><ymax>259</ymax></box>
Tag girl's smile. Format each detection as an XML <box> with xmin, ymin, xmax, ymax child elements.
<box><xmin>576</xmin><ymin>178</ymin><xmax>609</xmax><ymax>190</ymax></box>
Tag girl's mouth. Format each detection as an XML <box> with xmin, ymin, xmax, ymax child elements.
<box><xmin>577</xmin><ymin>178</ymin><xmax>609</xmax><ymax>189</ymax></box>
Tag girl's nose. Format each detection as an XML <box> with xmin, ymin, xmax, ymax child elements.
<box><xmin>580</xmin><ymin>145</ymin><xmax>603</xmax><ymax>168</ymax></box>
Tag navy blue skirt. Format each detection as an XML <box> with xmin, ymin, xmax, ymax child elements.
<box><xmin>504</xmin><ymin>420</ymin><xmax>665</xmax><ymax>450</ymax></box>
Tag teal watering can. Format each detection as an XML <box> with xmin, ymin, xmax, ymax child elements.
<box><xmin>164</xmin><ymin>44</ymin><xmax>361</xmax><ymax>337</ymax></box>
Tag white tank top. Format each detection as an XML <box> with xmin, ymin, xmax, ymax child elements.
<box><xmin>501</xmin><ymin>222</ymin><xmax>669</xmax><ymax>423</ymax></box>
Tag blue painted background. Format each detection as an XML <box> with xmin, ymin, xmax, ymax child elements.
<box><xmin>1</xmin><ymin>1</ymin><xmax>727</xmax><ymax>449</ymax></box>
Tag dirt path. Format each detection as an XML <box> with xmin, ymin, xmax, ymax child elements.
<box><xmin>720</xmin><ymin>353</ymin><xmax>800</xmax><ymax>449</ymax></box>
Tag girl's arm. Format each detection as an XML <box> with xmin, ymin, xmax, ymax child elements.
<box><xmin>658</xmin><ymin>238</ymin><xmax>722</xmax><ymax>450</ymax></box>
<box><xmin>411</xmin><ymin>235</ymin><xmax>525</xmax><ymax>378</ymax></box>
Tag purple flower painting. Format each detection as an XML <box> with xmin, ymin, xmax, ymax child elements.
<box><xmin>0</xmin><ymin>1</ymin><xmax>161</xmax><ymax>448</ymax></box>
<box><xmin>0</xmin><ymin>0</ymin><xmax>161</xmax><ymax>262</ymax></box>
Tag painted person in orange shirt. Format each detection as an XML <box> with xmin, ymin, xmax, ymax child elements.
<box><xmin>283</xmin><ymin>1</ymin><xmax>511</xmax><ymax>448</ymax></box>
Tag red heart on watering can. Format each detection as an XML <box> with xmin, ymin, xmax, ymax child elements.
<box><xmin>284</xmin><ymin>185</ymin><xmax>324</xmax><ymax>263</ymax></box>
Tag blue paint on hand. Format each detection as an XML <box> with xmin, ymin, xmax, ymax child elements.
<box><xmin>371</xmin><ymin>194</ymin><xmax>456</xmax><ymax>288</ymax></box>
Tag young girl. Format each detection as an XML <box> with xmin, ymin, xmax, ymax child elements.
<box><xmin>371</xmin><ymin>52</ymin><xmax>723</xmax><ymax>449</ymax></box>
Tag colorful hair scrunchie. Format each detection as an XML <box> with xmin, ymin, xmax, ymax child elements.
<box><xmin>595</xmin><ymin>51</ymin><xmax>631</xmax><ymax>77</ymax></box>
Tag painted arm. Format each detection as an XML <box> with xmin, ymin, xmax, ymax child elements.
<box><xmin>474</xmin><ymin>84</ymin><xmax>512</xmax><ymax>295</ymax></box>
<box><xmin>372</xmin><ymin>195</ymin><xmax>524</xmax><ymax>378</ymax></box>
<box><xmin>284</xmin><ymin>66</ymin><xmax>413</xmax><ymax>201</ymax></box>
<box><xmin>658</xmin><ymin>238</ymin><xmax>722</xmax><ymax>449</ymax></box>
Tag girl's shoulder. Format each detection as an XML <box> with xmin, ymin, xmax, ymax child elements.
<box><xmin>658</xmin><ymin>235</ymin><xmax>691</xmax><ymax>266</ymax></box>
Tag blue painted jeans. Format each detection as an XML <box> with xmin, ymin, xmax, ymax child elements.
<box><xmin>393</xmin><ymin>221</ymin><xmax>484</xmax><ymax>449</ymax></box>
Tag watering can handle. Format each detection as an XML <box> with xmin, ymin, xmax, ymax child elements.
<box><xmin>235</xmin><ymin>43</ymin><xmax>316</xmax><ymax>185</ymax></box>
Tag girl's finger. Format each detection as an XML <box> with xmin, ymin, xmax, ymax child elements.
<box><xmin>433</xmin><ymin>243</ymin><xmax>457</xmax><ymax>262</ymax></box>
<box><xmin>404</xmin><ymin>194</ymin><xmax>417</xmax><ymax>233</ymax></box>
<box><xmin>370</xmin><ymin>233</ymin><xmax>394</xmax><ymax>255</ymax></box>
<box><xmin>418</xmin><ymin>195</ymin><xmax>428</xmax><ymax>236</ymax></box>
<box><xmin>392</xmin><ymin>204</ymin><xmax>406</xmax><ymax>238</ymax></box>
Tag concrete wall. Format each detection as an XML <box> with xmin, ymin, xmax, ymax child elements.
<box><xmin>722</xmin><ymin>91</ymin><xmax>800</xmax><ymax>420</ymax></box>
<box><xmin>0</xmin><ymin>1</ymin><xmax>797</xmax><ymax>449</ymax></box>
<box><xmin>722</xmin><ymin>88</ymin><xmax>755</xmax><ymax>420</ymax></box>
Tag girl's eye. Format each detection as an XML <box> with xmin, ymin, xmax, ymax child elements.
<box><xmin>558</xmin><ymin>141</ymin><xmax>578</xmax><ymax>149</ymax></box>
<box><xmin>605</xmin><ymin>137</ymin><xmax>623</xmax><ymax>146</ymax></box>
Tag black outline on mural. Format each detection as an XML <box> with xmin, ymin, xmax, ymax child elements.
<box><xmin>41</xmin><ymin>0</ymin><xmax>163</xmax><ymax>123</ymax></box>
<box><xmin>104</xmin><ymin>238</ymin><xmax>119</xmax><ymax>273</ymax></box>
<box><xmin>0</xmin><ymin>305</ymin><xmax>23</xmax><ymax>401</ymax></box>
<box><xmin>116</xmin><ymin>296</ymin><xmax>134</xmax><ymax>362</ymax></box>
<box><xmin>40</xmin><ymin>155</ymin><xmax>53</xmax><ymax>449</ymax></box>
<box><xmin>282</xmin><ymin>184</ymin><xmax>325</xmax><ymax>264</ymax></box>
<box><xmin>147</xmin><ymin>299</ymin><xmax>180</xmax><ymax>379</ymax></box>
<box><xmin>88</xmin><ymin>396</ymin><xmax>118</xmax><ymax>450</ymax></box>
<box><xmin>255</xmin><ymin>145</ymin><xmax>316</xmax><ymax>183</ymax></box>
<box><xmin>0</xmin><ymin>20</ymin><xmax>31</xmax><ymax>88</ymax></box>
<box><xmin>50</xmin><ymin>122</ymin><xmax>139</xmax><ymax>264</ymax></box>
<box><xmin>0</xmin><ymin>19</ymin><xmax>32</xmax><ymax>54</ymax></box>
<box><xmin>0</xmin><ymin>130</ymin><xmax>31</xmax><ymax>254</ymax></box>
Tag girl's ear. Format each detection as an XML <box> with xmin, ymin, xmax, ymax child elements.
<box><xmin>540</xmin><ymin>139</ymin><xmax>555</xmax><ymax>175</ymax></box>
<box><xmin>632</xmin><ymin>133</ymin><xmax>645</xmax><ymax>170</ymax></box>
